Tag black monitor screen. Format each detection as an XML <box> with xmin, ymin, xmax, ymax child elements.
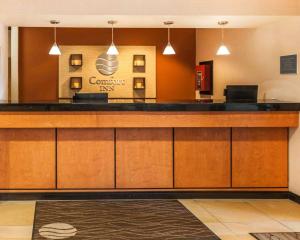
<box><xmin>224</xmin><ymin>85</ymin><xmax>258</xmax><ymax>102</ymax></box>
<box><xmin>73</xmin><ymin>93</ymin><xmax>108</xmax><ymax>102</ymax></box>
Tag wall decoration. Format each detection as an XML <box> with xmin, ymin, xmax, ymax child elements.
<box><xmin>280</xmin><ymin>54</ymin><xmax>297</xmax><ymax>74</ymax></box>
<box><xmin>133</xmin><ymin>78</ymin><xmax>145</xmax><ymax>90</ymax></box>
<box><xmin>195</xmin><ymin>61</ymin><xmax>213</xmax><ymax>95</ymax></box>
<box><xmin>96</xmin><ymin>53</ymin><xmax>118</xmax><ymax>75</ymax></box>
<box><xmin>69</xmin><ymin>54</ymin><xmax>83</xmax><ymax>67</ymax></box>
<box><xmin>133</xmin><ymin>55</ymin><xmax>146</xmax><ymax>73</ymax></box>
<box><xmin>69</xmin><ymin>77</ymin><xmax>82</xmax><ymax>90</ymax></box>
<box><xmin>59</xmin><ymin>46</ymin><xmax>156</xmax><ymax>99</ymax></box>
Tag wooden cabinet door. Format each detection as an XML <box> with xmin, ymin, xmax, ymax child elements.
<box><xmin>57</xmin><ymin>129</ymin><xmax>115</xmax><ymax>189</ymax></box>
<box><xmin>0</xmin><ymin>129</ymin><xmax>55</xmax><ymax>189</ymax></box>
<box><xmin>174</xmin><ymin>128</ymin><xmax>231</xmax><ymax>188</ymax></box>
<box><xmin>116</xmin><ymin>128</ymin><xmax>173</xmax><ymax>188</ymax></box>
<box><xmin>232</xmin><ymin>128</ymin><xmax>288</xmax><ymax>187</ymax></box>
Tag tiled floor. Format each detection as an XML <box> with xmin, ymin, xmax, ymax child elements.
<box><xmin>0</xmin><ymin>199</ymin><xmax>300</xmax><ymax>240</ymax></box>
<box><xmin>181</xmin><ymin>199</ymin><xmax>300</xmax><ymax>240</ymax></box>
<box><xmin>0</xmin><ymin>201</ymin><xmax>35</xmax><ymax>240</ymax></box>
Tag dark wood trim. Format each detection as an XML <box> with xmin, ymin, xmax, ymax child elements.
<box><xmin>58</xmin><ymin>98</ymin><xmax>158</xmax><ymax>100</ymax></box>
<box><xmin>0</xmin><ymin>112</ymin><xmax>297</xmax><ymax>128</ymax></box>
<box><xmin>172</xmin><ymin>128</ymin><xmax>175</xmax><ymax>188</ymax></box>
<box><xmin>230</xmin><ymin>127</ymin><xmax>233</xmax><ymax>187</ymax></box>
<box><xmin>0</xmin><ymin>187</ymin><xmax>288</xmax><ymax>191</ymax></box>
<box><xmin>0</xmin><ymin>191</ymin><xmax>289</xmax><ymax>201</ymax></box>
<box><xmin>55</xmin><ymin>128</ymin><xmax>58</xmax><ymax>189</ymax></box>
<box><xmin>289</xmin><ymin>192</ymin><xmax>300</xmax><ymax>204</ymax></box>
<box><xmin>114</xmin><ymin>128</ymin><xmax>117</xmax><ymax>189</ymax></box>
<box><xmin>287</xmin><ymin>128</ymin><xmax>290</xmax><ymax>186</ymax></box>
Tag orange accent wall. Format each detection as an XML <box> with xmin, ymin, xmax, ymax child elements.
<box><xmin>19</xmin><ymin>28</ymin><xmax>196</xmax><ymax>101</ymax></box>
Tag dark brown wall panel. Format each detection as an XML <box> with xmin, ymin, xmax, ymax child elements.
<box><xmin>19</xmin><ymin>28</ymin><xmax>196</xmax><ymax>101</ymax></box>
<box><xmin>19</xmin><ymin>28</ymin><xmax>59</xmax><ymax>101</ymax></box>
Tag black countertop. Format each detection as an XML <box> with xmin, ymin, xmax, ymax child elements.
<box><xmin>0</xmin><ymin>99</ymin><xmax>299</xmax><ymax>112</ymax></box>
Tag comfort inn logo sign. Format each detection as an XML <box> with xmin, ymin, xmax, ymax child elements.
<box><xmin>90</xmin><ymin>52</ymin><xmax>124</xmax><ymax>92</ymax></box>
<box><xmin>89</xmin><ymin>77</ymin><xmax>125</xmax><ymax>92</ymax></box>
<box><xmin>58</xmin><ymin>45</ymin><xmax>156</xmax><ymax>98</ymax></box>
<box><xmin>96</xmin><ymin>52</ymin><xmax>119</xmax><ymax>76</ymax></box>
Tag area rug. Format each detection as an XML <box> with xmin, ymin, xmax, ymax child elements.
<box><xmin>32</xmin><ymin>200</ymin><xmax>220</xmax><ymax>240</ymax></box>
<box><xmin>251</xmin><ymin>232</ymin><xmax>300</xmax><ymax>240</ymax></box>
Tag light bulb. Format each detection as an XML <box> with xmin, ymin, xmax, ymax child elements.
<box><xmin>107</xmin><ymin>43</ymin><xmax>119</xmax><ymax>55</ymax></box>
<box><xmin>49</xmin><ymin>43</ymin><xmax>61</xmax><ymax>55</ymax></box>
<box><xmin>163</xmin><ymin>42</ymin><xmax>176</xmax><ymax>55</ymax></box>
<box><xmin>216</xmin><ymin>44</ymin><xmax>230</xmax><ymax>56</ymax></box>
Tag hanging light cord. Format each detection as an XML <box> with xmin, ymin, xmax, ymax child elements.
<box><xmin>221</xmin><ymin>27</ymin><xmax>224</xmax><ymax>43</ymax></box>
<box><xmin>54</xmin><ymin>27</ymin><xmax>57</xmax><ymax>43</ymax></box>
<box><xmin>111</xmin><ymin>23</ymin><xmax>114</xmax><ymax>43</ymax></box>
<box><xmin>168</xmin><ymin>27</ymin><xmax>170</xmax><ymax>43</ymax></box>
<box><xmin>50</xmin><ymin>20</ymin><xmax>60</xmax><ymax>44</ymax></box>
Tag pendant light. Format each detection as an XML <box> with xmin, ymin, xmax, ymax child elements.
<box><xmin>163</xmin><ymin>21</ymin><xmax>176</xmax><ymax>55</ymax></box>
<box><xmin>216</xmin><ymin>21</ymin><xmax>230</xmax><ymax>56</ymax></box>
<box><xmin>49</xmin><ymin>20</ymin><xmax>61</xmax><ymax>55</ymax></box>
<box><xmin>107</xmin><ymin>20</ymin><xmax>119</xmax><ymax>55</ymax></box>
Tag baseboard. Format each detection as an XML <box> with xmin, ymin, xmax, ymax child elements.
<box><xmin>0</xmin><ymin>191</ymin><xmax>290</xmax><ymax>201</ymax></box>
<box><xmin>288</xmin><ymin>192</ymin><xmax>300</xmax><ymax>204</ymax></box>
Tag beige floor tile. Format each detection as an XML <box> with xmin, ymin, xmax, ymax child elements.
<box><xmin>234</xmin><ymin>235</ymin><xmax>256</xmax><ymax>240</ymax></box>
<box><xmin>223</xmin><ymin>221</ymin><xmax>290</xmax><ymax>235</ymax></box>
<box><xmin>218</xmin><ymin>234</ymin><xmax>242</xmax><ymax>240</ymax></box>
<box><xmin>179</xmin><ymin>199</ymin><xmax>219</xmax><ymax>223</ymax></box>
<box><xmin>0</xmin><ymin>238</ymin><xmax>31</xmax><ymax>240</ymax></box>
<box><xmin>279</xmin><ymin>221</ymin><xmax>300</xmax><ymax>231</ymax></box>
<box><xmin>248</xmin><ymin>199</ymin><xmax>300</xmax><ymax>221</ymax></box>
<box><xmin>0</xmin><ymin>202</ymin><xmax>35</xmax><ymax>226</ymax></box>
<box><xmin>204</xmin><ymin>222</ymin><xmax>235</xmax><ymax>236</ymax></box>
<box><xmin>0</xmin><ymin>226</ymin><xmax>32</xmax><ymax>239</ymax></box>
<box><xmin>195</xmin><ymin>200</ymin><xmax>270</xmax><ymax>223</ymax></box>
<box><xmin>218</xmin><ymin>235</ymin><xmax>239</xmax><ymax>240</ymax></box>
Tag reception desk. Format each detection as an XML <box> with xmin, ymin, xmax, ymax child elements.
<box><xmin>0</xmin><ymin>99</ymin><xmax>299</xmax><ymax>194</ymax></box>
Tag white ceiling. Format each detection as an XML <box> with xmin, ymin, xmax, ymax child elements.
<box><xmin>0</xmin><ymin>0</ymin><xmax>299</xmax><ymax>28</ymax></box>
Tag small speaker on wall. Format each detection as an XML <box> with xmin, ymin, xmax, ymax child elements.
<box><xmin>70</xmin><ymin>77</ymin><xmax>82</xmax><ymax>90</ymax></box>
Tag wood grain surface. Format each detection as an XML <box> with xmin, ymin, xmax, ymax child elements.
<box><xmin>116</xmin><ymin>128</ymin><xmax>173</xmax><ymax>188</ymax></box>
<box><xmin>0</xmin><ymin>129</ymin><xmax>56</xmax><ymax>189</ymax></box>
<box><xmin>0</xmin><ymin>112</ymin><xmax>297</xmax><ymax>128</ymax></box>
<box><xmin>57</xmin><ymin>129</ymin><xmax>115</xmax><ymax>189</ymax></box>
<box><xmin>175</xmin><ymin>128</ymin><xmax>231</xmax><ymax>188</ymax></box>
<box><xmin>232</xmin><ymin>127</ymin><xmax>288</xmax><ymax>187</ymax></box>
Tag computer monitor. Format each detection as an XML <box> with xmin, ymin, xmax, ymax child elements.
<box><xmin>224</xmin><ymin>85</ymin><xmax>258</xmax><ymax>102</ymax></box>
<box><xmin>73</xmin><ymin>93</ymin><xmax>108</xmax><ymax>102</ymax></box>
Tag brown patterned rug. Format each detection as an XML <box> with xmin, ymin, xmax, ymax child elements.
<box><xmin>32</xmin><ymin>200</ymin><xmax>220</xmax><ymax>240</ymax></box>
<box><xmin>251</xmin><ymin>232</ymin><xmax>300</xmax><ymax>240</ymax></box>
